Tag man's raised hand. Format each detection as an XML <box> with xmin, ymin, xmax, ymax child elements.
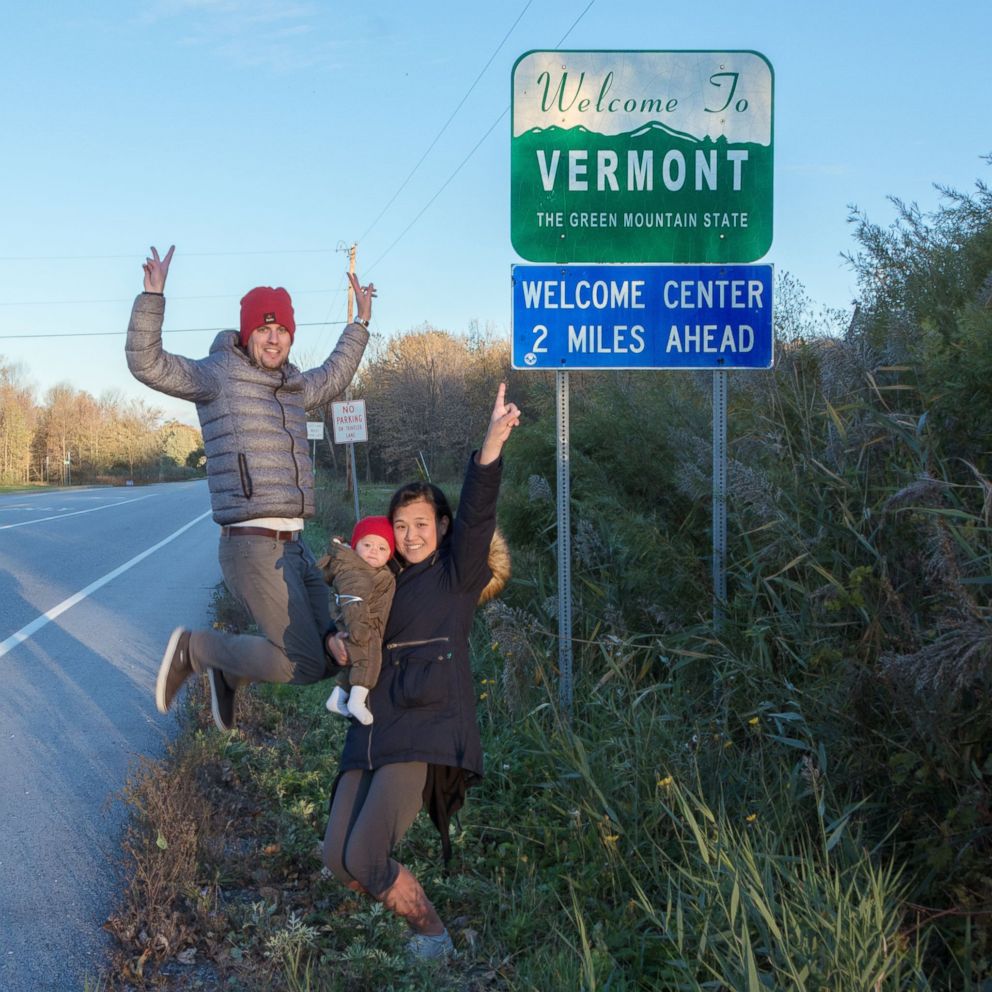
<box><xmin>143</xmin><ymin>245</ymin><xmax>175</xmax><ymax>294</ymax></box>
<box><xmin>347</xmin><ymin>271</ymin><xmax>376</xmax><ymax>323</ymax></box>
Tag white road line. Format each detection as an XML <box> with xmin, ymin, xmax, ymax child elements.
<box><xmin>0</xmin><ymin>510</ymin><xmax>213</xmax><ymax>658</ymax></box>
<box><xmin>0</xmin><ymin>486</ymin><xmax>103</xmax><ymax>500</ymax></box>
<box><xmin>0</xmin><ymin>494</ymin><xmax>156</xmax><ymax>530</ymax></box>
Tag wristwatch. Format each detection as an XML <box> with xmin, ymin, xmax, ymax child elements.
<box><xmin>354</xmin><ymin>317</ymin><xmax>370</xmax><ymax>328</ymax></box>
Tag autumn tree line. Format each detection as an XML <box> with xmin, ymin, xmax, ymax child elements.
<box><xmin>0</xmin><ymin>360</ymin><xmax>204</xmax><ymax>486</ymax></box>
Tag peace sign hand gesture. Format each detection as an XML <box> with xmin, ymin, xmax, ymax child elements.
<box><xmin>143</xmin><ymin>245</ymin><xmax>175</xmax><ymax>293</ymax></box>
<box><xmin>347</xmin><ymin>271</ymin><xmax>376</xmax><ymax>323</ymax></box>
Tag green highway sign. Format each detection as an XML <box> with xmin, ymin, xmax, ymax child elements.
<box><xmin>511</xmin><ymin>50</ymin><xmax>774</xmax><ymax>263</ymax></box>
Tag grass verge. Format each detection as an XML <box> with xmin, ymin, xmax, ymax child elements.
<box><xmin>99</xmin><ymin>586</ymin><xmax>942</xmax><ymax>990</ymax></box>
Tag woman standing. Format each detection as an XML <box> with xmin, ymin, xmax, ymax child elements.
<box><xmin>322</xmin><ymin>384</ymin><xmax>520</xmax><ymax>959</ymax></box>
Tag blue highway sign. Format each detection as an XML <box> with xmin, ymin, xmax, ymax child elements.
<box><xmin>512</xmin><ymin>263</ymin><xmax>773</xmax><ymax>370</ymax></box>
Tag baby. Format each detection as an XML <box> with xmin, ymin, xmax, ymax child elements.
<box><xmin>318</xmin><ymin>516</ymin><xmax>396</xmax><ymax>725</ymax></box>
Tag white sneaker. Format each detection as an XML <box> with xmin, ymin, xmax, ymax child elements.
<box><xmin>406</xmin><ymin>927</ymin><xmax>454</xmax><ymax>961</ymax></box>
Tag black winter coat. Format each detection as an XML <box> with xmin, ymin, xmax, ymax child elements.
<box><xmin>338</xmin><ymin>455</ymin><xmax>501</xmax><ymax>780</ymax></box>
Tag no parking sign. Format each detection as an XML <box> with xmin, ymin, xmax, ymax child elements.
<box><xmin>331</xmin><ymin>400</ymin><xmax>368</xmax><ymax>445</ymax></box>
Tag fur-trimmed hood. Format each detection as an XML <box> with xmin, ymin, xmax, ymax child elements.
<box><xmin>478</xmin><ymin>526</ymin><xmax>510</xmax><ymax>605</ymax></box>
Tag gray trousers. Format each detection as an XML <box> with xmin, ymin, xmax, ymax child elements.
<box><xmin>322</xmin><ymin>762</ymin><xmax>427</xmax><ymax>897</ymax></box>
<box><xmin>189</xmin><ymin>532</ymin><xmax>331</xmax><ymax>685</ymax></box>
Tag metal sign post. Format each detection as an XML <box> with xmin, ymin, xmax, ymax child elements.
<box><xmin>306</xmin><ymin>421</ymin><xmax>324</xmax><ymax>477</ymax></box>
<box><xmin>556</xmin><ymin>370</ymin><xmax>573</xmax><ymax>717</ymax></box>
<box><xmin>348</xmin><ymin>444</ymin><xmax>360</xmax><ymax>522</ymax></box>
<box><xmin>712</xmin><ymin>371</ymin><xmax>728</xmax><ymax>629</ymax></box>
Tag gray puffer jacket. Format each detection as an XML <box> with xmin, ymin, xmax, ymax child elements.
<box><xmin>126</xmin><ymin>292</ymin><xmax>368</xmax><ymax>524</ymax></box>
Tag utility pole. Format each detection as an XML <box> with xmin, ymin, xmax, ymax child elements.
<box><xmin>345</xmin><ymin>242</ymin><xmax>356</xmax><ymax>323</ymax></box>
<box><xmin>336</xmin><ymin>243</ymin><xmax>361</xmax><ymax>520</ymax></box>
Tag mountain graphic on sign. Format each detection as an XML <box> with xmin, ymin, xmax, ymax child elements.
<box><xmin>522</xmin><ymin>121</ymin><xmax>701</xmax><ymax>142</ymax></box>
<box><xmin>523</xmin><ymin>124</ymin><xmax>593</xmax><ymax>137</ymax></box>
<box><xmin>628</xmin><ymin>120</ymin><xmax>700</xmax><ymax>143</ymax></box>
<box><xmin>517</xmin><ymin>122</ymin><xmax>768</xmax><ymax>149</ymax></box>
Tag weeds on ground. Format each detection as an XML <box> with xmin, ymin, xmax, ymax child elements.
<box><xmin>461</xmin><ymin>621</ymin><xmax>936</xmax><ymax>991</ymax></box>
<box><xmin>103</xmin><ymin>580</ymin><xmax>958</xmax><ymax>990</ymax></box>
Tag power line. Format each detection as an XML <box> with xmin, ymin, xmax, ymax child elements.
<box><xmin>554</xmin><ymin>0</ymin><xmax>597</xmax><ymax>46</ymax></box>
<box><xmin>356</xmin><ymin>0</ymin><xmax>533</xmax><ymax>247</ymax></box>
<box><xmin>0</xmin><ymin>320</ymin><xmax>349</xmax><ymax>341</ymax></box>
<box><xmin>366</xmin><ymin>0</ymin><xmax>597</xmax><ymax>272</ymax></box>
<box><xmin>0</xmin><ymin>288</ymin><xmax>347</xmax><ymax>308</ymax></box>
<box><xmin>0</xmin><ymin>248</ymin><xmax>339</xmax><ymax>263</ymax></box>
<box><xmin>367</xmin><ymin>111</ymin><xmax>509</xmax><ymax>273</ymax></box>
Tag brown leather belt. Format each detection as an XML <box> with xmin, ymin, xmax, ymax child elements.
<box><xmin>221</xmin><ymin>526</ymin><xmax>301</xmax><ymax>542</ymax></box>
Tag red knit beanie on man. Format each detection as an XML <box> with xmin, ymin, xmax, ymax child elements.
<box><xmin>239</xmin><ymin>287</ymin><xmax>296</xmax><ymax>347</ymax></box>
<box><xmin>351</xmin><ymin>516</ymin><xmax>395</xmax><ymax>557</ymax></box>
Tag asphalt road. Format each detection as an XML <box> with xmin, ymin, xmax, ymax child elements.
<box><xmin>0</xmin><ymin>481</ymin><xmax>220</xmax><ymax>991</ymax></box>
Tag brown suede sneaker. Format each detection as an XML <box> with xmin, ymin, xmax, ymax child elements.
<box><xmin>155</xmin><ymin>628</ymin><xmax>192</xmax><ymax>713</ymax></box>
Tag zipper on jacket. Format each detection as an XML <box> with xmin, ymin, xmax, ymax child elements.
<box><xmin>384</xmin><ymin>636</ymin><xmax>451</xmax><ymax>650</ymax></box>
<box><xmin>237</xmin><ymin>453</ymin><xmax>253</xmax><ymax>498</ymax></box>
<box><xmin>366</xmin><ymin>722</ymin><xmax>373</xmax><ymax>770</ymax></box>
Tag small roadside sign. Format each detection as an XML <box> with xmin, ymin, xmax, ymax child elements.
<box><xmin>511</xmin><ymin>50</ymin><xmax>773</xmax><ymax>263</ymax></box>
<box><xmin>306</xmin><ymin>421</ymin><xmax>325</xmax><ymax>441</ymax></box>
<box><xmin>512</xmin><ymin>263</ymin><xmax>773</xmax><ymax>370</ymax></box>
<box><xmin>331</xmin><ymin>400</ymin><xmax>368</xmax><ymax>444</ymax></box>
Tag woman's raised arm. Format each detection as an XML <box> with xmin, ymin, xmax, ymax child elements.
<box><xmin>477</xmin><ymin>383</ymin><xmax>520</xmax><ymax>466</ymax></box>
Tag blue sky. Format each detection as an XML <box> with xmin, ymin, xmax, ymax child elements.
<box><xmin>3</xmin><ymin>1</ymin><xmax>990</xmax><ymax>425</ymax></box>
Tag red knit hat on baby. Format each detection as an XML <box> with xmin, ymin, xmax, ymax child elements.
<box><xmin>351</xmin><ymin>516</ymin><xmax>395</xmax><ymax>557</ymax></box>
<box><xmin>239</xmin><ymin>287</ymin><xmax>296</xmax><ymax>347</ymax></box>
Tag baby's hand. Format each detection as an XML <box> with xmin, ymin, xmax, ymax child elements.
<box><xmin>325</xmin><ymin>632</ymin><xmax>350</xmax><ymax>666</ymax></box>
